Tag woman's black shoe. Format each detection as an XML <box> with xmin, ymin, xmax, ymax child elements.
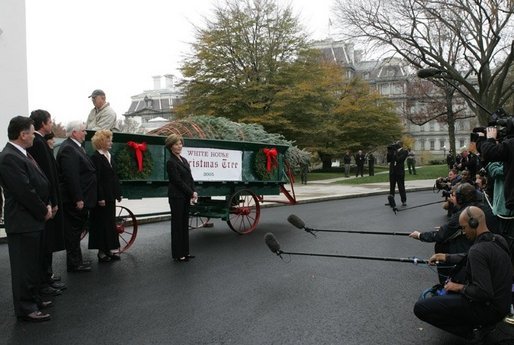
<box><xmin>174</xmin><ymin>257</ymin><xmax>189</xmax><ymax>262</ymax></box>
<box><xmin>186</xmin><ymin>255</ymin><xmax>195</xmax><ymax>259</ymax></box>
<box><xmin>107</xmin><ymin>252</ymin><xmax>121</xmax><ymax>261</ymax></box>
<box><xmin>97</xmin><ymin>254</ymin><xmax>111</xmax><ymax>263</ymax></box>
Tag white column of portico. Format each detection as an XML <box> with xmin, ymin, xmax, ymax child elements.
<box><xmin>0</xmin><ymin>0</ymin><xmax>28</xmax><ymax>237</ymax></box>
<box><xmin>0</xmin><ymin>0</ymin><xmax>29</xmax><ymax>147</ymax></box>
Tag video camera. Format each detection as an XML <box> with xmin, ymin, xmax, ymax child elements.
<box><xmin>471</xmin><ymin>108</ymin><xmax>514</xmax><ymax>142</ymax></box>
<box><xmin>434</xmin><ymin>177</ymin><xmax>451</xmax><ymax>194</ymax></box>
<box><xmin>387</xmin><ymin>142</ymin><xmax>401</xmax><ymax>151</ymax></box>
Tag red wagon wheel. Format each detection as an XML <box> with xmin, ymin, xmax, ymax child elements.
<box><xmin>113</xmin><ymin>205</ymin><xmax>138</xmax><ymax>253</ymax></box>
<box><xmin>79</xmin><ymin>206</ymin><xmax>137</xmax><ymax>253</ymax></box>
<box><xmin>189</xmin><ymin>215</ymin><xmax>211</xmax><ymax>230</ymax></box>
<box><xmin>227</xmin><ymin>189</ymin><xmax>260</xmax><ymax>235</ymax></box>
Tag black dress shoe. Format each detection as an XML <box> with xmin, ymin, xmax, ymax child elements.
<box><xmin>174</xmin><ymin>257</ymin><xmax>189</xmax><ymax>262</ymax></box>
<box><xmin>107</xmin><ymin>252</ymin><xmax>121</xmax><ymax>261</ymax></box>
<box><xmin>67</xmin><ymin>264</ymin><xmax>92</xmax><ymax>272</ymax></box>
<box><xmin>18</xmin><ymin>311</ymin><xmax>51</xmax><ymax>322</ymax></box>
<box><xmin>97</xmin><ymin>254</ymin><xmax>111</xmax><ymax>263</ymax></box>
<box><xmin>186</xmin><ymin>255</ymin><xmax>195</xmax><ymax>259</ymax></box>
<box><xmin>40</xmin><ymin>286</ymin><xmax>62</xmax><ymax>296</ymax></box>
<box><xmin>50</xmin><ymin>281</ymin><xmax>67</xmax><ymax>290</ymax></box>
<box><xmin>38</xmin><ymin>301</ymin><xmax>53</xmax><ymax>309</ymax></box>
<box><xmin>50</xmin><ymin>274</ymin><xmax>61</xmax><ymax>282</ymax></box>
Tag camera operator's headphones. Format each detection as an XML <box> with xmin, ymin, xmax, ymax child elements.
<box><xmin>465</xmin><ymin>206</ymin><xmax>479</xmax><ymax>229</ymax></box>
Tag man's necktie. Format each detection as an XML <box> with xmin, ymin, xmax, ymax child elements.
<box><xmin>27</xmin><ymin>152</ymin><xmax>43</xmax><ymax>173</ymax></box>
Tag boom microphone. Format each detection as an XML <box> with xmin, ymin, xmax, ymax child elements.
<box><xmin>287</xmin><ymin>214</ymin><xmax>305</xmax><ymax>229</ymax></box>
<box><xmin>417</xmin><ymin>68</ymin><xmax>493</xmax><ymax>116</ymax></box>
<box><xmin>287</xmin><ymin>214</ymin><xmax>411</xmax><ymax>236</ymax></box>
<box><xmin>264</xmin><ymin>235</ymin><xmax>429</xmax><ymax>264</ymax></box>
<box><xmin>417</xmin><ymin>68</ymin><xmax>444</xmax><ymax>78</ymax></box>
<box><xmin>287</xmin><ymin>214</ymin><xmax>317</xmax><ymax>237</ymax></box>
<box><xmin>264</xmin><ymin>233</ymin><xmax>282</xmax><ymax>255</ymax></box>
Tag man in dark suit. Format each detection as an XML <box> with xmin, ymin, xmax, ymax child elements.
<box><xmin>387</xmin><ymin>141</ymin><xmax>408</xmax><ymax>206</ymax></box>
<box><xmin>56</xmin><ymin>121</ymin><xmax>97</xmax><ymax>272</ymax></box>
<box><xmin>28</xmin><ymin>110</ymin><xmax>66</xmax><ymax>294</ymax></box>
<box><xmin>354</xmin><ymin>150</ymin><xmax>365</xmax><ymax>177</ymax></box>
<box><xmin>0</xmin><ymin>116</ymin><xmax>53</xmax><ymax>322</ymax></box>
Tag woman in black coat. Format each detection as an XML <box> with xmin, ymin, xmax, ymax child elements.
<box><xmin>165</xmin><ymin>134</ymin><xmax>197</xmax><ymax>262</ymax></box>
<box><xmin>88</xmin><ymin>130</ymin><xmax>122</xmax><ymax>262</ymax></box>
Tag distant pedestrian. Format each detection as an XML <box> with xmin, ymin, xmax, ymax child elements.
<box><xmin>300</xmin><ymin>162</ymin><xmax>309</xmax><ymax>184</ymax></box>
<box><xmin>446</xmin><ymin>151</ymin><xmax>454</xmax><ymax>170</ymax></box>
<box><xmin>343</xmin><ymin>151</ymin><xmax>352</xmax><ymax>177</ymax></box>
<box><xmin>355</xmin><ymin>150</ymin><xmax>365</xmax><ymax>177</ymax></box>
<box><xmin>387</xmin><ymin>141</ymin><xmax>408</xmax><ymax>206</ymax></box>
<box><xmin>407</xmin><ymin>149</ymin><xmax>416</xmax><ymax>175</ymax></box>
<box><xmin>368</xmin><ymin>152</ymin><xmax>375</xmax><ymax>176</ymax></box>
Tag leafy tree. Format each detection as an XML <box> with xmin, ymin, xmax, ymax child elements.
<box><xmin>178</xmin><ymin>0</ymin><xmax>403</xmax><ymax>168</ymax></box>
<box><xmin>178</xmin><ymin>0</ymin><xmax>307</xmax><ymax>121</ymax></box>
<box><xmin>334</xmin><ymin>0</ymin><xmax>514</xmax><ymax>125</ymax></box>
<box><xmin>51</xmin><ymin>120</ymin><xmax>66</xmax><ymax>138</ymax></box>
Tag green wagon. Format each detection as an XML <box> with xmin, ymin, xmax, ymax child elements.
<box><xmin>84</xmin><ymin>131</ymin><xmax>296</xmax><ymax>252</ymax></box>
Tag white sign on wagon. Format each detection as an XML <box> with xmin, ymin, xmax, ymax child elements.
<box><xmin>183</xmin><ymin>147</ymin><xmax>243</xmax><ymax>181</ymax></box>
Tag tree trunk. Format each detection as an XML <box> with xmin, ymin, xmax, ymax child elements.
<box><xmin>319</xmin><ymin>153</ymin><xmax>333</xmax><ymax>170</ymax></box>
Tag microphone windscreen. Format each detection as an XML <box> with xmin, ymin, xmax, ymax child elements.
<box><xmin>287</xmin><ymin>214</ymin><xmax>305</xmax><ymax>229</ymax></box>
<box><xmin>388</xmin><ymin>195</ymin><xmax>397</xmax><ymax>208</ymax></box>
<box><xmin>417</xmin><ymin>68</ymin><xmax>443</xmax><ymax>78</ymax></box>
<box><xmin>264</xmin><ymin>233</ymin><xmax>281</xmax><ymax>254</ymax></box>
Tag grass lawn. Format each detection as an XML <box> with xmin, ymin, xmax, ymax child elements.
<box><xmin>304</xmin><ymin>165</ymin><xmax>448</xmax><ymax>184</ymax></box>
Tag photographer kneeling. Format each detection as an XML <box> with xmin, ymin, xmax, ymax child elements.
<box><xmin>413</xmin><ymin>206</ymin><xmax>512</xmax><ymax>342</ymax></box>
<box><xmin>409</xmin><ymin>183</ymin><xmax>497</xmax><ymax>284</ymax></box>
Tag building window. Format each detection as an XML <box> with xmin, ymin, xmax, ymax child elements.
<box><xmin>430</xmin><ymin>140</ymin><xmax>435</xmax><ymax>150</ymax></box>
<box><xmin>429</xmin><ymin>122</ymin><xmax>435</xmax><ymax>131</ymax></box>
<box><xmin>459</xmin><ymin>139</ymin><xmax>465</xmax><ymax>148</ymax></box>
<box><xmin>419</xmin><ymin>124</ymin><xmax>425</xmax><ymax>132</ymax></box>
<box><xmin>439</xmin><ymin>140</ymin><xmax>445</xmax><ymax>149</ymax></box>
<box><xmin>420</xmin><ymin>139</ymin><xmax>426</xmax><ymax>150</ymax></box>
<box><xmin>380</xmin><ymin>83</ymin><xmax>390</xmax><ymax>95</ymax></box>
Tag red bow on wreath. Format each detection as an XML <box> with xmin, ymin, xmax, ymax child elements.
<box><xmin>263</xmin><ymin>147</ymin><xmax>278</xmax><ymax>172</ymax></box>
<box><xmin>127</xmin><ymin>141</ymin><xmax>147</xmax><ymax>172</ymax></box>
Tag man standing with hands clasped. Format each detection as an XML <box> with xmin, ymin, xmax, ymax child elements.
<box><xmin>0</xmin><ymin>116</ymin><xmax>53</xmax><ymax>322</ymax></box>
<box><xmin>57</xmin><ymin>121</ymin><xmax>97</xmax><ymax>272</ymax></box>
<box><xmin>413</xmin><ymin>206</ymin><xmax>512</xmax><ymax>343</ymax></box>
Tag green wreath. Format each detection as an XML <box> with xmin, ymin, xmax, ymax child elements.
<box><xmin>253</xmin><ymin>149</ymin><xmax>278</xmax><ymax>180</ymax></box>
<box><xmin>114</xmin><ymin>145</ymin><xmax>153</xmax><ymax>180</ymax></box>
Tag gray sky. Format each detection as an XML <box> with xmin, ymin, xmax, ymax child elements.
<box><xmin>25</xmin><ymin>0</ymin><xmax>334</xmax><ymax>126</ymax></box>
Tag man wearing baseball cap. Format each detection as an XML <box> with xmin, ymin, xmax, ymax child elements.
<box><xmin>86</xmin><ymin>89</ymin><xmax>119</xmax><ymax>131</ymax></box>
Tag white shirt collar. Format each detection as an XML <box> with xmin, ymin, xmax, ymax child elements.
<box><xmin>9</xmin><ymin>141</ymin><xmax>27</xmax><ymax>156</ymax></box>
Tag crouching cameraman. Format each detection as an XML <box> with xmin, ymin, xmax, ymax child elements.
<box><xmin>409</xmin><ymin>183</ymin><xmax>497</xmax><ymax>284</ymax></box>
